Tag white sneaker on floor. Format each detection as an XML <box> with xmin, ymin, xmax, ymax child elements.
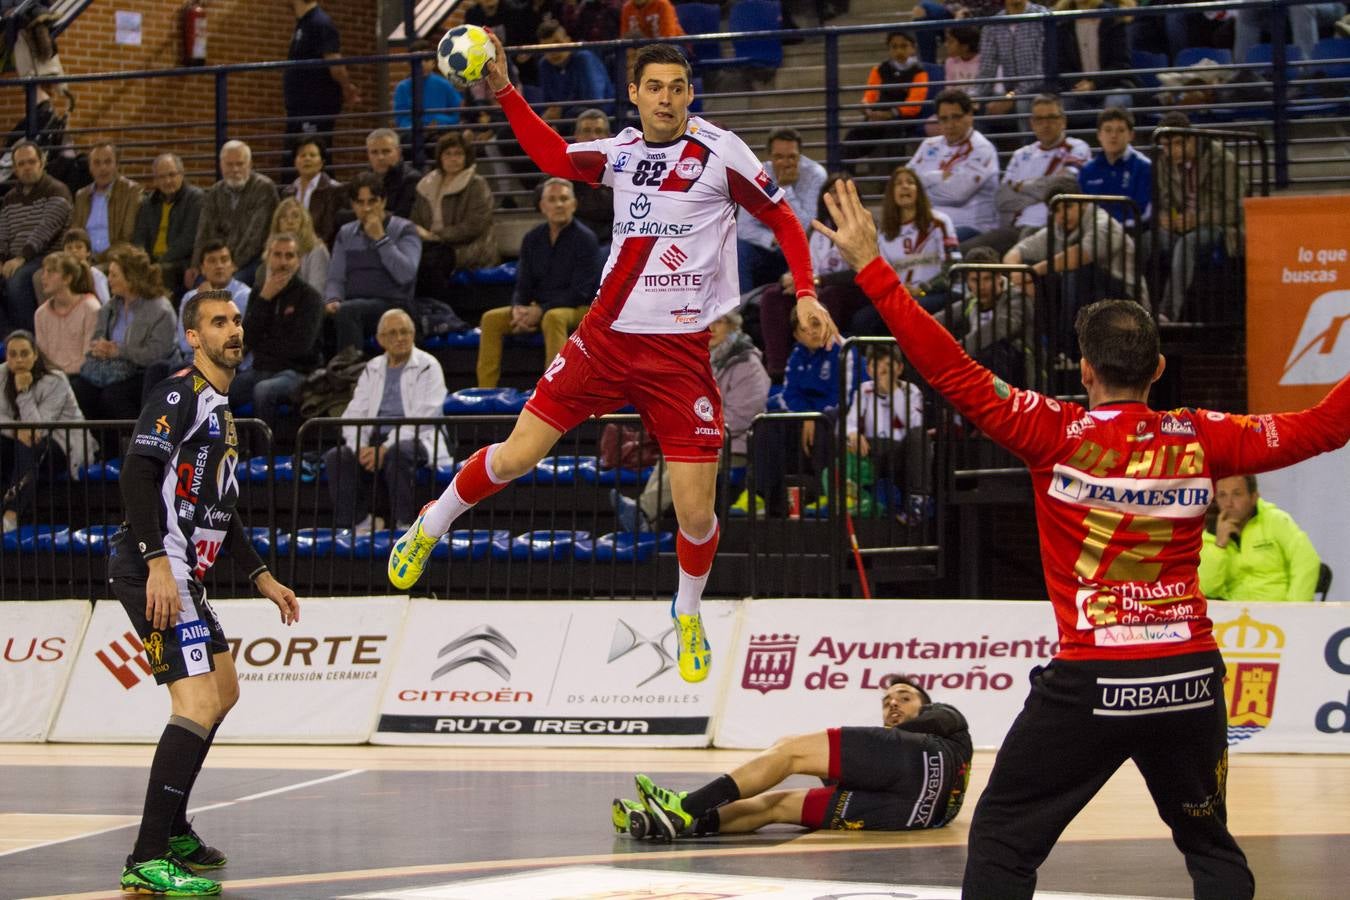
<box><xmin>352</xmin><ymin>514</ymin><xmax>385</xmax><ymax>535</ymax></box>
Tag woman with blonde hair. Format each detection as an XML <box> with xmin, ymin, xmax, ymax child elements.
<box><xmin>35</xmin><ymin>251</ymin><xmax>101</xmax><ymax>376</ymax></box>
<box><xmin>258</xmin><ymin>198</ymin><xmax>331</xmax><ymax>294</ymax></box>
<box><xmin>71</xmin><ymin>244</ymin><xmax>175</xmax><ymax>421</ymax></box>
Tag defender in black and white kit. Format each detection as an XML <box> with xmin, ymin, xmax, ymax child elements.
<box><xmin>623</xmin><ymin>676</ymin><xmax>972</xmax><ymax>838</ymax></box>
<box><xmin>110</xmin><ymin>285</ymin><xmax>299</xmax><ymax>897</ymax></box>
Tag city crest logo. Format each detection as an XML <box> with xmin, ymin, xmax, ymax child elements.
<box><xmin>741</xmin><ymin>633</ymin><xmax>798</xmax><ymax>694</ymax></box>
<box><xmin>1214</xmin><ymin>610</ymin><xmax>1283</xmax><ymax>746</ymax></box>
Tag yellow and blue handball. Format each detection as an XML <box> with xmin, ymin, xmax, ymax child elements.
<box><xmin>437</xmin><ymin>24</ymin><xmax>497</xmax><ymax>85</ymax></box>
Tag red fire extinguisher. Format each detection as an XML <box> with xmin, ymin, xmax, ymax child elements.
<box><xmin>182</xmin><ymin>1</ymin><xmax>208</xmax><ymax>67</ymax></box>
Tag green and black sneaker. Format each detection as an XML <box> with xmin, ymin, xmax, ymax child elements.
<box><xmin>120</xmin><ymin>854</ymin><xmax>221</xmax><ymax>895</ymax></box>
<box><xmin>167</xmin><ymin>824</ymin><xmax>227</xmax><ymax>869</ymax></box>
<box><xmin>635</xmin><ymin>773</ymin><xmax>693</xmax><ymax>840</ymax></box>
<box><xmin>612</xmin><ymin>797</ymin><xmax>655</xmax><ymax>839</ymax></box>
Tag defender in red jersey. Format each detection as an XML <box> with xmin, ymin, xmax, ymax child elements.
<box><xmin>389</xmin><ymin>40</ymin><xmax>838</xmax><ymax>684</ymax></box>
<box><xmin>815</xmin><ymin>179</ymin><xmax>1350</xmax><ymax>900</ymax></box>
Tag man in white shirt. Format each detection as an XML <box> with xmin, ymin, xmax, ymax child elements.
<box><xmin>964</xmin><ymin>93</ymin><xmax>1090</xmax><ymax>256</ymax></box>
<box><xmin>737</xmin><ymin>128</ymin><xmax>827</xmax><ymax>292</ymax></box>
<box><xmin>907</xmin><ymin>88</ymin><xmax>1001</xmax><ymax>241</ymax></box>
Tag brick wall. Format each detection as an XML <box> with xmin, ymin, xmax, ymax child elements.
<box><xmin>0</xmin><ymin>1</ymin><xmax>382</xmax><ymax>184</ymax></box>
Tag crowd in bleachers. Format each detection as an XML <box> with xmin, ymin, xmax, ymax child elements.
<box><xmin>1</xmin><ymin>0</ymin><xmax>1330</xmax><ymax>541</ymax></box>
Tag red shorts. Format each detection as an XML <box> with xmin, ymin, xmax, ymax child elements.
<box><xmin>525</xmin><ymin>316</ymin><xmax>723</xmax><ymax>463</ymax></box>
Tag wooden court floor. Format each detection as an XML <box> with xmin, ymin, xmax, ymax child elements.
<box><xmin>1</xmin><ymin>744</ymin><xmax>1346</xmax><ymax>899</ymax></box>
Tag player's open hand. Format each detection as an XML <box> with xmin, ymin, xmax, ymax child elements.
<box><xmin>485</xmin><ymin>31</ymin><xmax>510</xmax><ymax>94</ymax></box>
<box><xmin>814</xmin><ymin>179</ymin><xmax>881</xmax><ymax>273</ymax></box>
<box><xmin>145</xmin><ymin>558</ymin><xmax>182</xmax><ymax>632</ymax></box>
<box><xmin>256</xmin><ymin>572</ymin><xmax>300</xmax><ymax>625</ymax></box>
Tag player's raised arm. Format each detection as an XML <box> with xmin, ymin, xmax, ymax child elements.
<box><xmin>483</xmin><ymin>31</ymin><xmax>599</xmax><ymax>183</ymax></box>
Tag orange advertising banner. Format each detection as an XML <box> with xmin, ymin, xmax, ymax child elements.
<box><xmin>1243</xmin><ymin>195</ymin><xmax>1350</xmax><ymax>413</ymax></box>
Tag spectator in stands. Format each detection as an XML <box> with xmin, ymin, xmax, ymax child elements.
<box><xmin>326</xmin><ymin>173</ymin><xmax>422</xmax><ymax>355</ymax></box>
<box><xmin>263</xmin><ymin>199</ymin><xmax>331</xmax><ymax>296</ymax></box>
<box><xmin>911</xmin><ymin>1</ymin><xmax>1005</xmax><ymax>64</ymax></box>
<box><xmin>72</xmin><ymin>245</ymin><xmax>175</xmax><ymax>421</ymax></box>
<box><xmin>280</xmin><ymin>138</ymin><xmax>345</xmax><ymax>249</ymax></box>
<box><xmin>285</xmin><ymin>0</ymin><xmax>360</xmax><ymax>150</ymax></box>
<box><xmin>0</xmin><ymin>140</ymin><xmax>72</xmax><ymax>337</ymax></box>
<box><xmin>943</xmin><ymin>25</ymin><xmax>983</xmax><ymax>86</ymax></box>
<box><xmin>571</xmin><ymin>109</ymin><xmax>615</xmax><ymax>261</ymax></box>
<box><xmin>1152</xmin><ymin>110</ymin><xmax>1245</xmax><ymax>322</ymax></box>
<box><xmin>362</xmin><ymin>128</ymin><xmax>422</xmax><ymax>220</ymax></box>
<box><xmin>906</xmin><ymin>89</ymin><xmax>1000</xmax><ymax>241</ymax></box>
<box><xmin>1005</xmin><ymin>175</ymin><xmax>1145</xmax><ymax>346</ymax></box>
<box><xmin>1233</xmin><ymin>2</ymin><xmax>1346</xmax><ymax>68</ymax></box>
<box><xmin>193</xmin><ymin>140</ymin><xmax>279</xmax><ymax>289</ymax></box>
<box><xmin>537</xmin><ymin>20</ymin><xmax>614</xmax><ymax>124</ymax></box>
<box><xmin>393</xmin><ymin>39</ymin><xmax>463</xmax><ymax>137</ymax></box>
<box><xmin>875</xmin><ymin>166</ymin><xmax>960</xmax><ymax>317</ymax></box>
<box><xmin>1055</xmin><ymin>1</ymin><xmax>1138</xmax><ymax>121</ymax></box>
<box><xmin>759</xmin><ymin>173</ymin><xmax>870</xmax><ymax>380</ymax></box>
<box><xmin>739</xmin><ymin>307</ymin><xmax>864</xmax><ymax>518</ymax></box>
<box><xmin>738</xmin><ymin>128</ymin><xmax>827</xmax><ymax>293</ymax></box>
<box><xmin>475</xmin><ymin>178</ymin><xmax>600</xmax><ymax>388</ymax></box>
<box><xmin>1199</xmin><ymin>475</ymin><xmax>1323</xmax><ymax>603</ymax></box>
<box><xmin>941</xmin><ymin>245</ymin><xmax>1034</xmax><ymax>387</ymax></box>
<box><xmin>59</xmin><ymin>228</ymin><xmax>110</xmax><ymax>304</ymax></box>
<box><xmin>71</xmin><ymin>142</ymin><xmax>142</xmax><ymax>262</ymax></box>
<box><xmin>131</xmin><ymin>153</ymin><xmax>202</xmax><ymax>299</ymax></box>
<box><xmin>0</xmin><ymin>330</ymin><xmax>93</xmax><ymax>534</ymax></box>
<box><xmin>231</xmin><ymin>234</ymin><xmax>324</xmax><ymax>426</ymax></box>
<box><xmin>411</xmin><ymin>130</ymin><xmax>499</xmax><ymax>302</ymax></box>
<box><xmin>965</xmin><ymin>93</ymin><xmax>1091</xmax><ymax>256</ymax></box>
<box><xmin>141</xmin><ymin>239</ymin><xmax>252</xmax><ymax>400</ymax></box>
<box><xmin>558</xmin><ymin>0</ymin><xmax>622</xmax><ymax>45</ymax></box>
<box><xmin>975</xmin><ymin>0</ymin><xmax>1051</xmax><ymax>131</ymax></box>
<box><xmin>1078</xmin><ymin>106</ymin><xmax>1152</xmax><ymax>227</ymax></box>
<box><xmin>843</xmin><ymin>342</ymin><xmax>927</xmax><ymax>515</ymax></box>
<box><xmin>621</xmin><ymin>0</ymin><xmax>685</xmax><ymax>40</ymax></box>
<box><xmin>842</xmin><ymin>31</ymin><xmax>929</xmax><ymax>173</ymax></box>
<box><xmin>323</xmin><ymin>308</ymin><xmax>450</xmax><ymax>533</ymax></box>
<box><xmin>34</xmin><ymin>251</ymin><xmax>100</xmax><ymax>377</ymax></box>
<box><xmin>612</xmin><ymin>310</ymin><xmax>769</xmax><ymax>533</ymax></box>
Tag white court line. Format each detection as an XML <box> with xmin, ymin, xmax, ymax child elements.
<box><xmin>0</xmin><ymin>768</ymin><xmax>365</xmax><ymax>858</ymax></box>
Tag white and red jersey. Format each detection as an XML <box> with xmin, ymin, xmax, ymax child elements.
<box><xmin>496</xmin><ymin>84</ymin><xmax>814</xmax><ymax>334</ymax></box>
<box><xmin>878</xmin><ymin>210</ymin><xmax>959</xmax><ymax>288</ymax></box>
<box><xmin>856</xmin><ymin>259</ymin><xmax>1350</xmax><ymax>662</ymax></box>
<box><xmin>1002</xmin><ymin>136</ymin><xmax>1092</xmax><ymax>228</ymax></box>
<box><xmin>907</xmin><ymin>129</ymin><xmax>1001</xmax><ymax>234</ymax></box>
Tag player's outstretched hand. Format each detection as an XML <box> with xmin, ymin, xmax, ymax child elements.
<box><xmin>813</xmin><ymin>178</ymin><xmax>881</xmax><ymax>273</ymax></box>
<box><xmin>485</xmin><ymin>31</ymin><xmax>510</xmax><ymax>94</ymax></box>
<box><xmin>794</xmin><ymin>294</ymin><xmax>839</xmax><ymax>349</ymax></box>
<box><xmin>256</xmin><ymin>572</ymin><xmax>300</xmax><ymax>625</ymax></box>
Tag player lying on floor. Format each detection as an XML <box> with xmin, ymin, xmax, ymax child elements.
<box><xmin>614</xmin><ymin>674</ymin><xmax>973</xmax><ymax>839</ymax></box>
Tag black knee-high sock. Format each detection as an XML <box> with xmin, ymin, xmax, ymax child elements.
<box><xmin>684</xmin><ymin>774</ymin><xmax>740</xmax><ymax>819</ymax></box>
<box><xmin>171</xmin><ymin>721</ymin><xmax>219</xmax><ymax>837</ymax></box>
<box><xmin>131</xmin><ymin>717</ymin><xmax>207</xmax><ymax>862</ymax></box>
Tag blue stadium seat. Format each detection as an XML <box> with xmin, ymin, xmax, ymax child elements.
<box><xmin>70</xmin><ymin>524</ymin><xmax>120</xmax><ymax>555</ymax></box>
<box><xmin>1244</xmin><ymin>43</ymin><xmax>1303</xmax><ymax>70</ymax></box>
<box><xmin>588</xmin><ymin>531</ymin><xmax>676</xmax><ymax>563</ymax></box>
<box><xmin>442</xmin><ymin>387</ymin><xmax>527</xmax><ymax>414</ymax></box>
<box><xmin>434</xmin><ymin>461</ymin><xmax>459</xmax><ymax>485</ymax></box>
<box><xmin>527</xmin><ymin>454</ymin><xmax>585</xmax><ymax>485</ymax></box>
<box><xmin>5</xmin><ymin>525</ymin><xmax>69</xmax><ymax>553</ymax></box>
<box><xmin>578</xmin><ymin>457</ymin><xmax>655</xmax><ymax>486</ymax></box>
<box><xmin>240</xmin><ymin>455</ymin><xmax>294</xmax><ymax>483</ymax></box>
<box><xmin>430</xmin><ymin>528</ymin><xmax>511</xmax><ymax>561</ymax></box>
<box><xmin>1130</xmin><ymin>49</ymin><xmax>1168</xmax><ymax>90</ymax></box>
<box><xmin>676</xmin><ymin>2</ymin><xmax>723</xmax><ymax>67</ymax></box>
<box><xmin>700</xmin><ymin>0</ymin><xmax>783</xmax><ymax>71</ymax></box>
<box><xmin>289</xmin><ymin>527</ymin><xmax>341</xmax><ymax>558</ymax></box>
<box><xmin>79</xmin><ymin>458</ymin><xmax>122</xmax><ymax>482</ymax></box>
<box><xmin>350</xmin><ymin>529</ymin><xmax>402</xmax><ymax>560</ymax></box>
<box><xmin>248</xmin><ymin>526</ymin><xmax>272</xmax><ymax>556</ymax></box>
<box><xmin>504</xmin><ymin>529</ymin><xmax>593</xmax><ymax>561</ymax></box>
<box><xmin>1175</xmin><ymin>47</ymin><xmax>1232</xmax><ymax>68</ymax></box>
<box><xmin>451</xmin><ymin>261</ymin><xmax>519</xmax><ymax>286</ymax></box>
<box><xmin>1313</xmin><ymin>37</ymin><xmax>1350</xmax><ymax>77</ymax></box>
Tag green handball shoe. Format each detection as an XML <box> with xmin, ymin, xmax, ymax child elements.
<box><xmin>167</xmin><ymin>824</ymin><xmax>227</xmax><ymax>869</ymax></box>
<box><xmin>120</xmin><ymin>854</ymin><xmax>221</xmax><ymax>895</ymax></box>
<box><xmin>388</xmin><ymin>501</ymin><xmax>439</xmax><ymax>589</ymax></box>
<box><xmin>635</xmin><ymin>773</ymin><xmax>693</xmax><ymax>840</ymax></box>
<box><xmin>612</xmin><ymin>797</ymin><xmax>655</xmax><ymax>838</ymax></box>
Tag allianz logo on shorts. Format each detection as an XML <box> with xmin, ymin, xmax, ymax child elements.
<box><xmin>1094</xmin><ymin>666</ymin><xmax>1216</xmax><ymax>717</ymax></box>
<box><xmin>176</xmin><ymin>622</ymin><xmax>212</xmax><ymax>646</ymax></box>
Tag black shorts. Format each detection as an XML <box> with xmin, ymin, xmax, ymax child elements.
<box><xmin>801</xmin><ymin>726</ymin><xmax>969</xmax><ymax>831</ymax></box>
<box><xmin>112</xmin><ymin>574</ymin><xmax>228</xmax><ymax>685</ymax></box>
